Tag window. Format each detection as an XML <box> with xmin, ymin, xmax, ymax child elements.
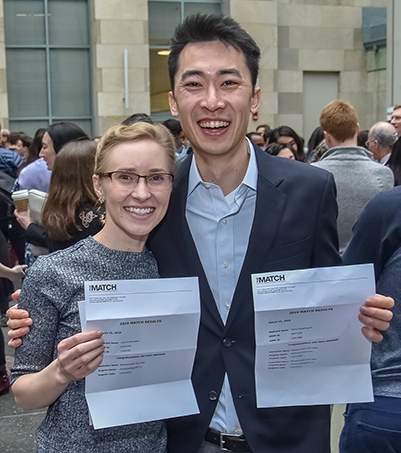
<box><xmin>148</xmin><ymin>0</ymin><xmax>221</xmax><ymax>121</ymax></box>
<box><xmin>4</xmin><ymin>0</ymin><xmax>92</xmax><ymax>136</ymax></box>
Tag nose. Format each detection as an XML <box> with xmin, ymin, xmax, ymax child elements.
<box><xmin>130</xmin><ymin>178</ymin><xmax>151</xmax><ymax>200</ymax></box>
<box><xmin>200</xmin><ymin>84</ymin><xmax>224</xmax><ymax>111</ymax></box>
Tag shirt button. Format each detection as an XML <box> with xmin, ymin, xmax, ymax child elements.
<box><xmin>205</xmin><ymin>184</ymin><xmax>211</xmax><ymax>189</ymax></box>
<box><xmin>222</xmin><ymin>219</ymin><xmax>227</xmax><ymax>225</ymax></box>
<box><xmin>209</xmin><ymin>390</ymin><xmax>218</xmax><ymax>401</ymax></box>
<box><xmin>223</xmin><ymin>261</ymin><xmax>229</xmax><ymax>268</ymax></box>
<box><xmin>223</xmin><ymin>338</ymin><xmax>232</xmax><ymax>348</ymax></box>
<box><xmin>226</xmin><ymin>303</ymin><xmax>231</xmax><ymax>309</ymax></box>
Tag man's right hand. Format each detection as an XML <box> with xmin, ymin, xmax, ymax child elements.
<box><xmin>7</xmin><ymin>290</ymin><xmax>32</xmax><ymax>347</ymax></box>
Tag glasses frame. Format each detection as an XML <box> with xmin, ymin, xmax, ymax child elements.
<box><xmin>100</xmin><ymin>170</ymin><xmax>174</xmax><ymax>189</ymax></box>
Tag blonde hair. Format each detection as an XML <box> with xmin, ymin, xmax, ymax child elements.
<box><xmin>95</xmin><ymin>123</ymin><xmax>176</xmax><ymax>175</ymax></box>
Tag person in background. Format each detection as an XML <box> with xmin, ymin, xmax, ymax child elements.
<box><xmin>357</xmin><ymin>130</ymin><xmax>369</xmax><ymax>150</ymax></box>
<box><xmin>15</xmin><ymin>141</ymin><xmax>103</xmax><ymax>253</ymax></box>
<box><xmin>122</xmin><ymin>113</ymin><xmax>154</xmax><ymax>126</ymax></box>
<box><xmin>41</xmin><ymin>140</ymin><xmax>104</xmax><ymax>252</ymax></box>
<box><xmin>313</xmin><ymin>100</ymin><xmax>394</xmax><ymax>253</ymax></box>
<box><xmin>306</xmin><ymin>126</ymin><xmax>324</xmax><ymax>162</ymax></box>
<box><xmin>0</xmin><ymin>129</ymin><xmax>10</xmax><ymax>149</ymax></box>
<box><xmin>14</xmin><ymin>122</ymin><xmax>89</xmax><ymax>254</ymax></box>
<box><xmin>366</xmin><ymin>122</ymin><xmax>397</xmax><ymax>165</ymax></box>
<box><xmin>255</xmin><ymin>124</ymin><xmax>270</xmax><ymax>136</ymax></box>
<box><xmin>0</xmin><ymin>229</ymin><xmax>26</xmax><ymax>396</ymax></box>
<box><xmin>163</xmin><ymin>118</ymin><xmax>187</xmax><ymax>155</ymax></box>
<box><xmin>266</xmin><ymin>142</ymin><xmax>296</xmax><ymax>160</ymax></box>
<box><xmin>387</xmin><ymin>137</ymin><xmax>401</xmax><ymax>186</ymax></box>
<box><xmin>269</xmin><ymin>125</ymin><xmax>306</xmax><ymax>162</ymax></box>
<box><xmin>246</xmin><ymin>132</ymin><xmax>265</xmax><ymax>148</ymax></box>
<box><xmin>390</xmin><ymin>104</ymin><xmax>401</xmax><ymax>137</ymax></box>
<box><xmin>17</xmin><ymin>128</ymin><xmax>51</xmax><ymax>193</ymax></box>
<box><xmin>340</xmin><ymin>186</ymin><xmax>401</xmax><ymax>452</ymax></box>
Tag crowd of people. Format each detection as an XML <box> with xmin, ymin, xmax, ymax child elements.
<box><xmin>0</xmin><ymin>12</ymin><xmax>399</xmax><ymax>453</ymax></box>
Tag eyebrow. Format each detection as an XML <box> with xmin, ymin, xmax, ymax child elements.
<box><xmin>180</xmin><ymin>68</ymin><xmax>242</xmax><ymax>81</ymax></box>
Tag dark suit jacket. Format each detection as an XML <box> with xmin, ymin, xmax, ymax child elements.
<box><xmin>148</xmin><ymin>147</ymin><xmax>341</xmax><ymax>453</ymax></box>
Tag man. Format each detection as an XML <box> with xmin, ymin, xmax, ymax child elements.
<box><xmin>367</xmin><ymin>121</ymin><xmax>397</xmax><ymax>164</ymax></box>
<box><xmin>313</xmin><ymin>101</ymin><xmax>394</xmax><ymax>252</ymax></box>
<box><xmin>390</xmin><ymin>104</ymin><xmax>401</xmax><ymax>136</ymax></box>
<box><xmin>8</xmin><ymin>14</ymin><xmax>393</xmax><ymax>453</ymax></box>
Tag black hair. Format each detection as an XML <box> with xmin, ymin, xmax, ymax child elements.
<box><xmin>269</xmin><ymin>126</ymin><xmax>306</xmax><ymax>162</ymax></box>
<box><xmin>387</xmin><ymin>137</ymin><xmax>401</xmax><ymax>186</ymax></box>
<box><xmin>168</xmin><ymin>14</ymin><xmax>260</xmax><ymax>92</ymax></box>
<box><xmin>163</xmin><ymin>119</ymin><xmax>182</xmax><ymax>137</ymax></box>
<box><xmin>266</xmin><ymin>142</ymin><xmax>297</xmax><ymax>160</ymax></box>
<box><xmin>307</xmin><ymin>127</ymin><xmax>324</xmax><ymax>154</ymax></box>
<box><xmin>122</xmin><ymin>113</ymin><xmax>154</xmax><ymax>126</ymax></box>
<box><xmin>47</xmin><ymin>122</ymin><xmax>89</xmax><ymax>154</ymax></box>
<box><xmin>357</xmin><ymin>130</ymin><xmax>369</xmax><ymax>149</ymax></box>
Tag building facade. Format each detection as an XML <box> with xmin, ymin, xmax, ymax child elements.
<box><xmin>0</xmin><ymin>0</ymin><xmax>395</xmax><ymax>141</ymax></box>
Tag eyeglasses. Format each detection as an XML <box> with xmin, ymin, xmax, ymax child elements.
<box><xmin>100</xmin><ymin>171</ymin><xmax>174</xmax><ymax>190</ymax></box>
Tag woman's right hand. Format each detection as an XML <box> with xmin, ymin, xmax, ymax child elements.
<box><xmin>14</xmin><ymin>207</ymin><xmax>33</xmax><ymax>230</ymax></box>
<box><xmin>56</xmin><ymin>330</ymin><xmax>104</xmax><ymax>385</ymax></box>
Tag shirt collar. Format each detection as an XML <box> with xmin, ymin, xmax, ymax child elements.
<box><xmin>187</xmin><ymin>138</ymin><xmax>258</xmax><ymax>198</ymax></box>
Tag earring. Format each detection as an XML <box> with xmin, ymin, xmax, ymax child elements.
<box><xmin>98</xmin><ymin>196</ymin><xmax>105</xmax><ymax>204</ymax></box>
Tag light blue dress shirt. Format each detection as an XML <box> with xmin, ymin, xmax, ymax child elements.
<box><xmin>186</xmin><ymin>139</ymin><xmax>258</xmax><ymax>435</ymax></box>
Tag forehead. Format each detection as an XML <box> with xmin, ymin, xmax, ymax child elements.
<box><xmin>392</xmin><ymin>108</ymin><xmax>401</xmax><ymax>118</ymax></box>
<box><xmin>176</xmin><ymin>40</ymin><xmax>249</xmax><ymax>78</ymax></box>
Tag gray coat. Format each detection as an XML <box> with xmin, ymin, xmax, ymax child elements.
<box><xmin>313</xmin><ymin>146</ymin><xmax>394</xmax><ymax>252</ymax></box>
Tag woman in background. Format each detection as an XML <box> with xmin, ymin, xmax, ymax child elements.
<box><xmin>269</xmin><ymin>125</ymin><xmax>306</xmax><ymax>162</ymax></box>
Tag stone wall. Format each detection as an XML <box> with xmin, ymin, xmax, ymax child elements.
<box><xmin>92</xmin><ymin>0</ymin><xmax>150</xmax><ymax>135</ymax></box>
<box><xmin>0</xmin><ymin>0</ymin><xmax>8</xmax><ymax>129</ymax></box>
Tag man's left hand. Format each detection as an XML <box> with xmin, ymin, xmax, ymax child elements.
<box><xmin>360</xmin><ymin>294</ymin><xmax>394</xmax><ymax>342</ymax></box>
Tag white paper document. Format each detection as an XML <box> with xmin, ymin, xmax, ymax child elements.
<box><xmin>80</xmin><ymin>277</ymin><xmax>200</xmax><ymax>429</ymax></box>
<box><xmin>252</xmin><ymin>264</ymin><xmax>375</xmax><ymax>408</ymax></box>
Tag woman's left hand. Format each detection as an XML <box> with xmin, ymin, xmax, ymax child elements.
<box><xmin>56</xmin><ymin>330</ymin><xmax>104</xmax><ymax>384</ymax></box>
<box><xmin>360</xmin><ymin>294</ymin><xmax>394</xmax><ymax>342</ymax></box>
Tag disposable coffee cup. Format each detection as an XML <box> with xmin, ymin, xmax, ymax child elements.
<box><xmin>12</xmin><ymin>190</ymin><xmax>29</xmax><ymax>213</ymax></box>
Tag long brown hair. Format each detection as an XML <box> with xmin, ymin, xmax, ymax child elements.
<box><xmin>42</xmin><ymin>140</ymin><xmax>98</xmax><ymax>240</ymax></box>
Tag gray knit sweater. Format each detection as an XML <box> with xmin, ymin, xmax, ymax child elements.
<box><xmin>11</xmin><ymin>236</ymin><xmax>167</xmax><ymax>453</ymax></box>
<box><xmin>312</xmin><ymin>146</ymin><xmax>394</xmax><ymax>252</ymax></box>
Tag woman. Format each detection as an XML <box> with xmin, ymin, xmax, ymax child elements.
<box><xmin>41</xmin><ymin>141</ymin><xmax>104</xmax><ymax>252</ymax></box>
<box><xmin>266</xmin><ymin>142</ymin><xmax>296</xmax><ymax>160</ymax></box>
<box><xmin>40</xmin><ymin>122</ymin><xmax>89</xmax><ymax>171</ymax></box>
<box><xmin>17</xmin><ymin>128</ymin><xmax>51</xmax><ymax>193</ymax></box>
<box><xmin>269</xmin><ymin>125</ymin><xmax>306</xmax><ymax>162</ymax></box>
<box><xmin>15</xmin><ymin>122</ymin><xmax>90</xmax><ymax>253</ymax></box>
<box><xmin>11</xmin><ymin>123</ymin><xmax>175</xmax><ymax>452</ymax></box>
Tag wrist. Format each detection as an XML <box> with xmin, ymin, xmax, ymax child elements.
<box><xmin>54</xmin><ymin>359</ymin><xmax>73</xmax><ymax>386</ymax></box>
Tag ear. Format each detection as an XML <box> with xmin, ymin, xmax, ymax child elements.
<box><xmin>323</xmin><ymin>130</ymin><xmax>333</xmax><ymax>148</ymax></box>
<box><xmin>92</xmin><ymin>174</ymin><xmax>104</xmax><ymax>200</ymax></box>
<box><xmin>169</xmin><ymin>91</ymin><xmax>179</xmax><ymax>117</ymax></box>
<box><xmin>356</xmin><ymin>123</ymin><xmax>360</xmax><ymax>135</ymax></box>
<box><xmin>250</xmin><ymin>87</ymin><xmax>262</xmax><ymax>114</ymax></box>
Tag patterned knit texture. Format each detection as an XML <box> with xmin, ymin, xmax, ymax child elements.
<box><xmin>11</xmin><ymin>236</ymin><xmax>167</xmax><ymax>453</ymax></box>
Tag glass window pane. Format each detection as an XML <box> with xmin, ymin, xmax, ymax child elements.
<box><xmin>4</xmin><ymin>0</ymin><xmax>45</xmax><ymax>46</ymax></box>
<box><xmin>184</xmin><ymin>2</ymin><xmax>221</xmax><ymax>18</ymax></box>
<box><xmin>48</xmin><ymin>0</ymin><xmax>89</xmax><ymax>46</ymax></box>
<box><xmin>50</xmin><ymin>49</ymin><xmax>91</xmax><ymax>118</ymax></box>
<box><xmin>149</xmin><ymin>2</ymin><xmax>181</xmax><ymax>47</ymax></box>
<box><xmin>9</xmin><ymin>120</ymin><xmax>49</xmax><ymax>137</ymax></box>
<box><xmin>150</xmin><ymin>49</ymin><xmax>171</xmax><ymax>113</ymax></box>
<box><xmin>6</xmin><ymin>49</ymin><xmax>48</xmax><ymax>118</ymax></box>
<box><xmin>53</xmin><ymin>119</ymin><xmax>92</xmax><ymax>137</ymax></box>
